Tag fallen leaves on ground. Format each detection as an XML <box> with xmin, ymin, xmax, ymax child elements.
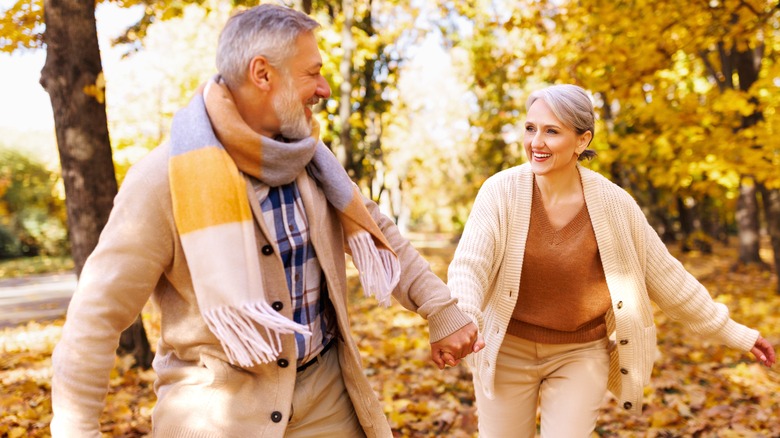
<box><xmin>1</xmin><ymin>242</ymin><xmax>778</xmax><ymax>437</ymax></box>
<box><xmin>0</xmin><ymin>256</ymin><xmax>74</xmax><ymax>279</ymax></box>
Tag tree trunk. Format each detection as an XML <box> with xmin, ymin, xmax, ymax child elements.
<box><xmin>337</xmin><ymin>0</ymin><xmax>355</xmax><ymax>176</ymax></box>
<box><xmin>759</xmin><ymin>184</ymin><xmax>780</xmax><ymax>294</ymax></box>
<box><xmin>677</xmin><ymin>194</ymin><xmax>714</xmax><ymax>254</ymax></box>
<box><xmin>40</xmin><ymin>0</ymin><xmax>152</xmax><ymax>368</ymax></box>
<box><xmin>734</xmin><ymin>176</ymin><xmax>764</xmax><ymax>266</ymax></box>
<box><xmin>701</xmin><ymin>195</ymin><xmax>728</xmax><ymax>245</ymax></box>
<box><xmin>717</xmin><ymin>42</ymin><xmax>767</xmax><ymax>269</ymax></box>
<box><xmin>118</xmin><ymin>315</ymin><xmax>154</xmax><ymax>369</ymax></box>
<box><xmin>645</xmin><ymin>184</ymin><xmax>675</xmax><ymax>242</ymax></box>
<box><xmin>677</xmin><ymin>196</ymin><xmax>695</xmax><ymax>252</ymax></box>
<box><xmin>40</xmin><ymin>0</ymin><xmax>117</xmax><ymax>276</ymax></box>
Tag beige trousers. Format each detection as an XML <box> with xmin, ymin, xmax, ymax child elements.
<box><xmin>474</xmin><ymin>335</ymin><xmax>610</xmax><ymax>438</ymax></box>
<box><xmin>286</xmin><ymin>344</ymin><xmax>366</xmax><ymax>438</ymax></box>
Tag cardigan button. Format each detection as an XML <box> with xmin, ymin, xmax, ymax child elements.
<box><xmin>271</xmin><ymin>411</ymin><xmax>283</xmax><ymax>423</ymax></box>
<box><xmin>277</xmin><ymin>358</ymin><xmax>289</xmax><ymax>368</ymax></box>
<box><xmin>262</xmin><ymin>245</ymin><xmax>274</xmax><ymax>255</ymax></box>
<box><xmin>617</xmin><ymin>301</ymin><xmax>623</xmax><ymax>309</ymax></box>
<box><xmin>272</xmin><ymin>301</ymin><xmax>284</xmax><ymax>311</ymax></box>
<box><xmin>619</xmin><ymin>339</ymin><xmax>629</xmax><ymax>345</ymax></box>
<box><xmin>623</xmin><ymin>401</ymin><xmax>632</xmax><ymax>410</ymax></box>
<box><xmin>620</xmin><ymin>368</ymin><xmax>628</xmax><ymax>375</ymax></box>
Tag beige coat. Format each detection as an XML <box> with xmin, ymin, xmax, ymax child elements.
<box><xmin>51</xmin><ymin>144</ymin><xmax>470</xmax><ymax>437</ymax></box>
<box><xmin>448</xmin><ymin>163</ymin><xmax>759</xmax><ymax>415</ymax></box>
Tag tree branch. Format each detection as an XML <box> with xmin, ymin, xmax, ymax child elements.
<box><xmin>699</xmin><ymin>49</ymin><xmax>727</xmax><ymax>93</ymax></box>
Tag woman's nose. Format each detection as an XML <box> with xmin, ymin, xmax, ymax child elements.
<box><xmin>530</xmin><ymin>132</ymin><xmax>543</xmax><ymax>147</ymax></box>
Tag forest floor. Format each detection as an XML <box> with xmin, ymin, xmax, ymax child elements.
<box><xmin>1</xmin><ymin>240</ymin><xmax>779</xmax><ymax>437</ymax></box>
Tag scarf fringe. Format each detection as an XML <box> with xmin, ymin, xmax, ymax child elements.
<box><xmin>203</xmin><ymin>302</ymin><xmax>312</xmax><ymax>367</ymax></box>
<box><xmin>348</xmin><ymin>231</ymin><xmax>400</xmax><ymax>307</ymax></box>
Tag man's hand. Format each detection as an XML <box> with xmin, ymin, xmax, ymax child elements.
<box><xmin>430</xmin><ymin>322</ymin><xmax>484</xmax><ymax>370</ymax></box>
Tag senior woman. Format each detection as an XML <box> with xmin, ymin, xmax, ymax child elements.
<box><xmin>447</xmin><ymin>84</ymin><xmax>776</xmax><ymax>437</ymax></box>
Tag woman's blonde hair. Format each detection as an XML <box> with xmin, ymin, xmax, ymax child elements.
<box><xmin>526</xmin><ymin>84</ymin><xmax>596</xmax><ymax>161</ymax></box>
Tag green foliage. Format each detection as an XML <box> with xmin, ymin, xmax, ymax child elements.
<box><xmin>0</xmin><ymin>149</ymin><xmax>68</xmax><ymax>258</ymax></box>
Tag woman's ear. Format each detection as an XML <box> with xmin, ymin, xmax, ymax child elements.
<box><xmin>577</xmin><ymin>130</ymin><xmax>593</xmax><ymax>155</ymax></box>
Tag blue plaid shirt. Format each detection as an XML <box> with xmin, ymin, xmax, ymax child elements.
<box><xmin>255</xmin><ymin>180</ymin><xmax>333</xmax><ymax>366</ymax></box>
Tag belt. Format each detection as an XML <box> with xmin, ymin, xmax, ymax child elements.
<box><xmin>296</xmin><ymin>339</ymin><xmax>334</xmax><ymax>373</ymax></box>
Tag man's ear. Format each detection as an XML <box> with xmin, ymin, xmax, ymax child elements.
<box><xmin>248</xmin><ymin>55</ymin><xmax>272</xmax><ymax>91</ymax></box>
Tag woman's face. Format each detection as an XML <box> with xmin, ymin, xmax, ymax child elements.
<box><xmin>523</xmin><ymin>99</ymin><xmax>590</xmax><ymax>177</ymax></box>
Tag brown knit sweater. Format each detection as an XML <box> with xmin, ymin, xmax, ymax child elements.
<box><xmin>507</xmin><ymin>180</ymin><xmax>611</xmax><ymax>344</ymax></box>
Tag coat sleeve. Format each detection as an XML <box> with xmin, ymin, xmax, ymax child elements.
<box><xmin>641</xmin><ymin>210</ymin><xmax>759</xmax><ymax>352</ymax></box>
<box><xmin>50</xmin><ymin>148</ymin><xmax>175</xmax><ymax>437</ymax></box>
<box><xmin>361</xmin><ymin>197</ymin><xmax>471</xmax><ymax>343</ymax></box>
<box><xmin>445</xmin><ymin>177</ymin><xmax>503</xmax><ymax>331</ymax></box>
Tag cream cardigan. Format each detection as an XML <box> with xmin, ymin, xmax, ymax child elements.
<box><xmin>51</xmin><ymin>144</ymin><xmax>471</xmax><ymax>437</ymax></box>
<box><xmin>448</xmin><ymin>163</ymin><xmax>759</xmax><ymax>415</ymax></box>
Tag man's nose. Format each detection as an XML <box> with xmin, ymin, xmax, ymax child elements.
<box><xmin>317</xmin><ymin>76</ymin><xmax>331</xmax><ymax>99</ymax></box>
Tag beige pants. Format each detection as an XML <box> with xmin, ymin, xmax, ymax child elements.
<box><xmin>285</xmin><ymin>344</ymin><xmax>366</xmax><ymax>438</ymax></box>
<box><xmin>474</xmin><ymin>335</ymin><xmax>610</xmax><ymax>438</ymax></box>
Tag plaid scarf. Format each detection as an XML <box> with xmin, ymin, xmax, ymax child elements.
<box><xmin>168</xmin><ymin>77</ymin><xmax>400</xmax><ymax>367</ymax></box>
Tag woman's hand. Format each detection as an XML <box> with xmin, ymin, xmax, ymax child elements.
<box><xmin>432</xmin><ymin>324</ymin><xmax>485</xmax><ymax>370</ymax></box>
<box><xmin>750</xmin><ymin>335</ymin><xmax>776</xmax><ymax>367</ymax></box>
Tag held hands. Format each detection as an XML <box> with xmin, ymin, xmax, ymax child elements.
<box><xmin>430</xmin><ymin>322</ymin><xmax>485</xmax><ymax>370</ymax></box>
<box><xmin>751</xmin><ymin>335</ymin><xmax>776</xmax><ymax>367</ymax></box>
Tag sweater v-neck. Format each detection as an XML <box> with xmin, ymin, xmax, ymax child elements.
<box><xmin>532</xmin><ymin>179</ymin><xmax>589</xmax><ymax>246</ymax></box>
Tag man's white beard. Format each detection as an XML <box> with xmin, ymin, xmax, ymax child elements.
<box><xmin>273</xmin><ymin>81</ymin><xmax>312</xmax><ymax>140</ymax></box>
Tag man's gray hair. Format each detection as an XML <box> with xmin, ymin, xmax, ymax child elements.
<box><xmin>216</xmin><ymin>4</ymin><xmax>320</xmax><ymax>87</ymax></box>
<box><xmin>526</xmin><ymin>84</ymin><xmax>597</xmax><ymax>161</ymax></box>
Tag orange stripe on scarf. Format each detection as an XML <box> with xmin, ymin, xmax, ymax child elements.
<box><xmin>170</xmin><ymin>146</ymin><xmax>253</xmax><ymax>234</ymax></box>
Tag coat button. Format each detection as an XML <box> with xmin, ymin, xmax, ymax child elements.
<box><xmin>271</xmin><ymin>411</ymin><xmax>283</xmax><ymax>423</ymax></box>
<box><xmin>620</xmin><ymin>339</ymin><xmax>629</xmax><ymax>345</ymax></box>
<box><xmin>262</xmin><ymin>245</ymin><xmax>274</xmax><ymax>255</ymax></box>
<box><xmin>617</xmin><ymin>301</ymin><xmax>623</xmax><ymax>309</ymax></box>
<box><xmin>272</xmin><ymin>301</ymin><xmax>283</xmax><ymax>311</ymax></box>
<box><xmin>623</xmin><ymin>401</ymin><xmax>632</xmax><ymax>410</ymax></box>
<box><xmin>620</xmin><ymin>368</ymin><xmax>628</xmax><ymax>375</ymax></box>
<box><xmin>277</xmin><ymin>358</ymin><xmax>289</xmax><ymax>368</ymax></box>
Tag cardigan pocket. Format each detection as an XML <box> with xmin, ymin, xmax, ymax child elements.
<box><xmin>640</xmin><ymin>325</ymin><xmax>657</xmax><ymax>386</ymax></box>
